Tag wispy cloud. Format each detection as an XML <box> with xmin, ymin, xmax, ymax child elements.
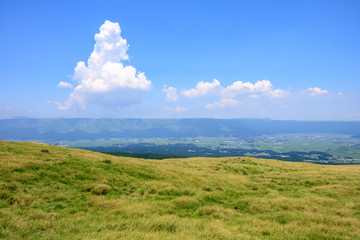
<box><xmin>0</xmin><ymin>105</ymin><xmax>11</xmax><ymax>111</ymax></box>
<box><xmin>164</xmin><ymin>106</ymin><xmax>189</xmax><ymax>113</ymax></box>
<box><xmin>56</xmin><ymin>20</ymin><xmax>151</xmax><ymax>110</ymax></box>
<box><xmin>205</xmin><ymin>98</ymin><xmax>242</xmax><ymax>109</ymax></box>
<box><xmin>349</xmin><ymin>113</ymin><xmax>360</xmax><ymax>119</ymax></box>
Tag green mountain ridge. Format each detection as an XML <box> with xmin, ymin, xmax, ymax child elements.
<box><xmin>0</xmin><ymin>141</ymin><xmax>359</xmax><ymax>239</ymax></box>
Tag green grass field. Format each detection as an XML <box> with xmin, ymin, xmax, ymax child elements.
<box><xmin>0</xmin><ymin>141</ymin><xmax>360</xmax><ymax>239</ymax></box>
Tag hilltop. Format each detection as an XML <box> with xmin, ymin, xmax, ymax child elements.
<box><xmin>0</xmin><ymin>141</ymin><xmax>359</xmax><ymax>239</ymax></box>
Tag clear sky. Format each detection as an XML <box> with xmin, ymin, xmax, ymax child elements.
<box><xmin>1</xmin><ymin>0</ymin><xmax>359</xmax><ymax>120</ymax></box>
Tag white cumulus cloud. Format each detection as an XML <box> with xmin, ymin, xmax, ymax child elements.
<box><xmin>56</xmin><ymin>20</ymin><xmax>151</xmax><ymax>110</ymax></box>
<box><xmin>306</xmin><ymin>87</ymin><xmax>328</xmax><ymax>96</ymax></box>
<box><xmin>164</xmin><ymin>106</ymin><xmax>189</xmax><ymax>113</ymax></box>
<box><xmin>182</xmin><ymin>79</ymin><xmax>221</xmax><ymax>98</ymax></box>
<box><xmin>163</xmin><ymin>85</ymin><xmax>178</xmax><ymax>102</ymax></box>
<box><xmin>224</xmin><ymin>80</ymin><xmax>287</xmax><ymax>98</ymax></box>
<box><xmin>182</xmin><ymin>79</ymin><xmax>287</xmax><ymax>100</ymax></box>
<box><xmin>57</xmin><ymin>81</ymin><xmax>73</xmax><ymax>88</ymax></box>
<box><xmin>205</xmin><ymin>98</ymin><xmax>242</xmax><ymax>109</ymax></box>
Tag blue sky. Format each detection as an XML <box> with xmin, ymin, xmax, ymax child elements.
<box><xmin>0</xmin><ymin>0</ymin><xmax>359</xmax><ymax>120</ymax></box>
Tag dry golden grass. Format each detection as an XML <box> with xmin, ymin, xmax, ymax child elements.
<box><xmin>0</xmin><ymin>140</ymin><xmax>359</xmax><ymax>239</ymax></box>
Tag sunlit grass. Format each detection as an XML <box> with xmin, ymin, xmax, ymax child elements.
<box><xmin>0</xmin><ymin>141</ymin><xmax>359</xmax><ymax>239</ymax></box>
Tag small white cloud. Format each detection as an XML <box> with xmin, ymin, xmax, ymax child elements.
<box><xmin>224</xmin><ymin>80</ymin><xmax>288</xmax><ymax>98</ymax></box>
<box><xmin>164</xmin><ymin>106</ymin><xmax>189</xmax><ymax>113</ymax></box>
<box><xmin>205</xmin><ymin>98</ymin><xmax>242</xmax><ymax>109</ymax></box>
<box><xmin>57</xmin><ymin>81</ymin><xmax>73</xmax><ymax>88</ymax></box>
<box><xmin>306</xmin><ymin>87</ymin><xmax>328</xmax><ymax>96</ymax></box>
<box><xmin>56</xmin><ymin>20</ymin><xmax>151</xmax><ymax>110</ymax></box>
<box><xmin>182</xmin><ymin>79</ymin><xmax>221</xmax><ymax>98</ymax></box>
<box><xmin>163</xmin><ymin>85</ymin><xmax>178</xmax><ymax>102</ymax></box>
<box><xmin>338</xmin><ymin>92</ymin><xmax>343</xmax><ymax>96</ymax></box>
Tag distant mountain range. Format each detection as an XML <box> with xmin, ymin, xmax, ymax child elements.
<box><xmin>1</xmin><ymin>118</ymin><xmax>360</xmax><ymax>140</ymax></box>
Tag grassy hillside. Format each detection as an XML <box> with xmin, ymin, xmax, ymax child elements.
<box><xmin>0</xmin><ymin>141</ymin><xmax>360</xmax><ymax>239</ymax></box>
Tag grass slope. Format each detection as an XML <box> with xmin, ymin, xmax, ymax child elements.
<box><xmin>0</xmin><ymin>141</ymin><xmax>360</xmax><ymax>240</ymax></box>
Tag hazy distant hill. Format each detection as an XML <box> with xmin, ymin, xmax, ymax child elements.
<box><xmin>1</xmin><ymin>118</ymin><xmax>360</xmax><ymax>140</ymax></box>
